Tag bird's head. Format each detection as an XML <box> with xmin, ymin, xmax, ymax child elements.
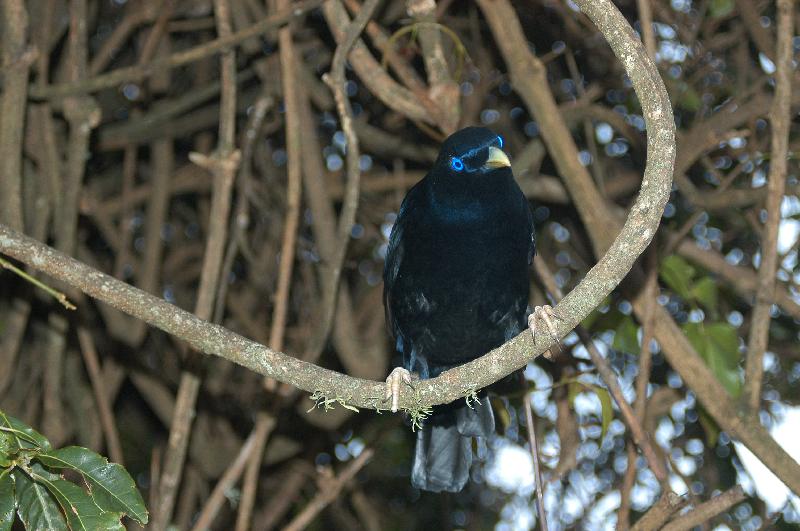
<box><xmin>434</xmin><ymin>126</ymin><xmax>511</xmax><ymax>178</ymax></box>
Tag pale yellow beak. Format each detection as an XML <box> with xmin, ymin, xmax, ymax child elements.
<box><xmin>484</xmin><ymin>146</ymin><xmax>511</xmax><ymax>169</ymax></box>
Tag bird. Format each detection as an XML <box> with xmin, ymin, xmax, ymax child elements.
<box><xmin>382</xmin><ymin>126</ymin><xmax>556</xmax><ymax>492</ymax></box>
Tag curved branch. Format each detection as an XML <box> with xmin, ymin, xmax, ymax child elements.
<box><xmin>321</xmin><ymin>0</ymin><xmax>432</xmax><ymax>124</ymax></box>
<box><xmin>0</xmin><ymin>0</ymin><xmax>674</xmax><ymax>411</ymax></box>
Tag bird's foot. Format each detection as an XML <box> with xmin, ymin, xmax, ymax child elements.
<box><xmin>385</xmin><ymin>367</ymin><xmax>413</xmax><ymax>413</ymax></box>
<box><xmin>528</xmin><ymin>305</ymin><xmax>560</xmax><ymax>360</ymax></box>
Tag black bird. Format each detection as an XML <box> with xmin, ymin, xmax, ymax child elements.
<box><xmin>383</xmin><ymin>127</ymin><xmax>552</xmax><ymax>492</ymax></box>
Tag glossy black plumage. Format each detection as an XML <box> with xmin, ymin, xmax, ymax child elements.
<box><xmin>383</xmin><ymin>127</ymin><xmax>535</xmax><ymax>492</ymax></box>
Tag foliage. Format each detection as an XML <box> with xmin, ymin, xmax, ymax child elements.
<box><xmin>0</xmin><ymin>411</ymin><xmax>147</xmax><ymax>530</ymax></box>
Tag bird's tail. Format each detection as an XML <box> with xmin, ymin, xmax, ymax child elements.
<box><xmin>411</xmin><ymin>398</ymin><xmax>494</xmax><ymax>492</ymax></box>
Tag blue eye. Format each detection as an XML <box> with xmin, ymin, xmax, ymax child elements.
<box><xmin>497</xmin><ymin>135</ymin><xmax>504</xmax><ymax>148</ymax></box>
<box><xmin>451</xmin><ymin>157</ymin><xmax>464</xmax><ymax>171</ymax></box>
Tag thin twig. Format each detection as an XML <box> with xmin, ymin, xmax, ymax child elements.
<box><xmin>534</xmin><ymin>258</ymin><xmax>670</xmax><ymax>487</ymax></box>
<box><xmin>88</xmin><ymin>2</ymin><xmax>151</xmax><ymax>75</ymax></box>
<box><xmin>282</xmin><ymin>449</ymin><xmax>374</xmax><ymax>531</ymax></box>
<box><xmin>524</xmin><ymin>392</ymin><xmax>548</xmax><ymax>531</ymax></box>
<box><xmin>617</xmin><ymin>443</ymin><xmax>638</xmax><ymax>531</ymax></box>
<box><xmin>321</xmin><ymin>0</ymin><xmax>431</xmax><ymax>123</ymax></box>
<box><xmin>310</xmin><ymin>0</ymin><xmax>381</xmax><ymax>356</ymax></box>
<box><xmin>235</xmin><ymin>413</ymin><xmax>276</xmax><ymax>531</ymax></box>
<box><xmin>630</xmin><ymin>492</ymin><xmax>686</xmax><ymax>531</ymax></box>
<box><xmin>213</xmin><ymin>95</ymin><xmax>273</xmax><ymax>325</ymax></box>
<box><xmin>0</xmin><ymin>256</ymin><xmax>76</xmax><ymax>310</ymax></box>
<box><xmin>58</xmin><ymin>0</ymin><xmax>99</xmax><ymax>256</ymax></box>
<box><xmin>190</xmin><ymin>417</ymin><xmax>275</xmax><ymax>531</ymax></box>
<box><xmin>153</xmin><ymin>374</ymin><xmax>201</xmax><ymax>529</ymax></box>
<box><xmin>42</xmin><ymin>314</ymin><xmax>69</xmax><ymax>447</ymax></box>
<box><xmin>76</xmin><ymin>327</ymin><xmax>125</xmax><ymax>465</ymax></box>
<box><xmin>252</xmin><ymin>465</ymin><xmax>310</xmax><ymax>531</ymax></box>
<box><xmin>619</xmin><ymin>250</ymin><xmax>659</xmax><ymax>530</ymax></box>
<box><xmin>0</xmin><ymin>299</ymin><xmax>31</xmax><ymax>396</ymax></box>
<box><xmin>263</xmin><ymin>0</ymin><xmax>305</xmax><ymax>391</ymax></box>
<box><xmin>148</xmin><ymin>445</ymin><xmax>162</xmax><ymax>524</ymax></box>
<box><xmin>136</xmin><ymin>0</ymin><xmax>177</xmax><ymax>67</ymax></box>
<box><xmin>635</xmin><ymin>0</ymin><xmax>657</xmax><ymax>59</ymax></box>
<box><xmin>113</xmin><ymin>142</ymin><xmax>137</xmax><ymax>279</ymax></box>
<box><xmin>661</xmin><ymin>486</ymin><xmax>745</xmax><ymax>531</ymax></box>
<box><xmin>404</xmin><ymin>0</ymin><xmax>461</xmax><ymax>132</ymax></box>
<box><xmin>342</xmin><ymin>0</ymin><xmax>445</xmax><ymax>127</ymax></box>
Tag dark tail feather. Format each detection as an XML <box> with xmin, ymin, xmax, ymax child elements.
<box><xmin>411</xmin><ymin>422</ymin><xmax>471</xmax><ymax>492</ymax></box>
<box><xmin>411</xmin><ymin>400</ymin><xmax>494</xmax><ymax>492</ymax></box>
<box><xmin>456</xmin><ymin>398</ymin><xmax>494</xmax><ymax>437</ymax></box>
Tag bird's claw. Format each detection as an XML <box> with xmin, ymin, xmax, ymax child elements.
<box><xmin>528</xmin><ymin>305</ymin><xmax>560</xmax><ymax>359</ymax></box>
<box><xmin>385</xmin><ymin>367</ymin><xmax>413</xmax><ymax>413</ymax></box>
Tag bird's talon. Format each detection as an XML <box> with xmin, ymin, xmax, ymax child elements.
<box><xmin>528</xmin><ymin>305</ymin><xmax>560</xmax><ymax>352</ymax></box>
<box><xmin>385</xmin><ymin>367</ymin><xmax>413</xmax><ymax>413</ymax></box>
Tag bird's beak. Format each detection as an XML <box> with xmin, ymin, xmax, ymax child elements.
<box><xmin>484</xmin><ymin>146</ymin><xmax>511</xmax><ymax>169</ymax></box>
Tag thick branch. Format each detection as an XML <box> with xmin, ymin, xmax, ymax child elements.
<box><xmin>0</xmin><ymin>0</ymin><xmax>673</xmax><ymax>412</ymax></box>
<box><xmin>0</xmin><ymin>0</ymin><xmax>32</xmax><ymax>231</ymax></box>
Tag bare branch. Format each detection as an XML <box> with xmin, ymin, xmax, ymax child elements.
<box><xmin>743</xmin><ymin>0</ymin><xmax>794</xmax><ymax>413</ymax></box>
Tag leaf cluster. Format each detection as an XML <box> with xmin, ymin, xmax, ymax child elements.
<box><xmin>0</xmin><ymin>410</ymin><xmax>148</xmax><ymax>531</ymax></box>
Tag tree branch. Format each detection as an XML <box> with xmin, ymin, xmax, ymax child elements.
<box><xmin>0</xmin><ymin>0</ymin><xmax>673</xmax><ymax>413</ymax></box>
<box><xmin>743</xmin><ymin>0</ymin><xmax>793</xmax><ymax>413</ymax></box>
<box><xmin>661</xmin><ymin>486</ymin><xmax>745</xmax><ymax>531</ymax></box>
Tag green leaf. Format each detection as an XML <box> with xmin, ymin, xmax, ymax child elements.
<box><xmin>0</xmin><ymin>470</ymin><xmax>15</xmax><ymax>531</ymax></box>
<box><xmin>612</xmin><ymin>315</ymin><xmax>640</xmax><ymax>355</ymax></box>
<box><xmin>590</xmin><ymin>385</ymin><xmax>614</xmax><ymax>439</ymax></box>
<box><xmin>29</xmin><ymin>469</ymin><xmax>123</xmax><ymax>531</ymax></box>
<box><xmin>683</xmin><ymin>322</ymin><xmax>742</xmax><ymax>397</ymax></box>
<box><xmin>13</xmin><ymin>469</ymin><xmax>66</xmax><ymax>531</ymax></box>
<box><xmin>565</xmin><ymin>382</ymin><xmax>614</xmax><ymax>439</ymax></box>
<box><xmin>567</xmin><ymin>381</ymin><xmax>581</xmax><ymax>410</ymax></box>
<box><xmin>491</xmin><ymin>398</ymin><xmax>511</xmax><ymax>433</ymax></box>
<box><xmin>706</xmin><ymin>323</ymin><xmax>740</xmax><ymax>368</ymax></box>
<box><xmin>676</xmin><ymin>82</ymin><xmax>702</xmax><ymax>112</ymax></box>
<box><xmin>660</xmin><ymin>255</ymin><xmax>695</xmax><ymax>299</ymax></box>
<box><xmin>0</xmin><ymin>432</ymin><xmax>14</xmax><ymax>468</ymax></box>
<box><xmin>36</xmin><ymin>447</ymin><xmax>148</xmax><ymax>525</ymax></box>
<box><xmin>698</xmin><ymin>408</ymin><xmax>720</xmax><ymax>447</ymax></box>
<box><xmin>689</xmin><ymin>277</ymin><xmax>718</xmax><ymax>315</ymax></box>
<box><xmin>710</xmin><ymin>0</ymin><xmax>734</xmax><ymax>18</ymax></box>
<box><xmin>0</xmin><ymin>412</ymin><xmax>51</xmax><ymax>451</ymax></box>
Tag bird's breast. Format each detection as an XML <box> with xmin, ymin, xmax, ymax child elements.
<box><xmin>387</xmin><ymin>178</ymin><xmax>532</xmax><ymax>369</ymax></box>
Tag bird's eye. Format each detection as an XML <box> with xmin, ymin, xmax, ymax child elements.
<box><xmin>497</xmin><ymin>135</ymin><xmax>504</xmax><ymax>148</ymax></box>
<box><xmin>451</xmin><ymin>157</ymin><xmax>464</xmax><ymax>171</ymax></box>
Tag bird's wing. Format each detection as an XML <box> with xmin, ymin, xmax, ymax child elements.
<box><xmin>486</xmin><ymin>296</ymin><xmax>529</xmax><ymax>342</ymax></box>
<box><xmin>383</xmin><ymin>180</ymin><xmax>424</xmax><ymax>346</ymax></box>
<box><xmin>526</xmin><ymin>195</ymin><xmax>536</xmax><ymax>264</ymax></box>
